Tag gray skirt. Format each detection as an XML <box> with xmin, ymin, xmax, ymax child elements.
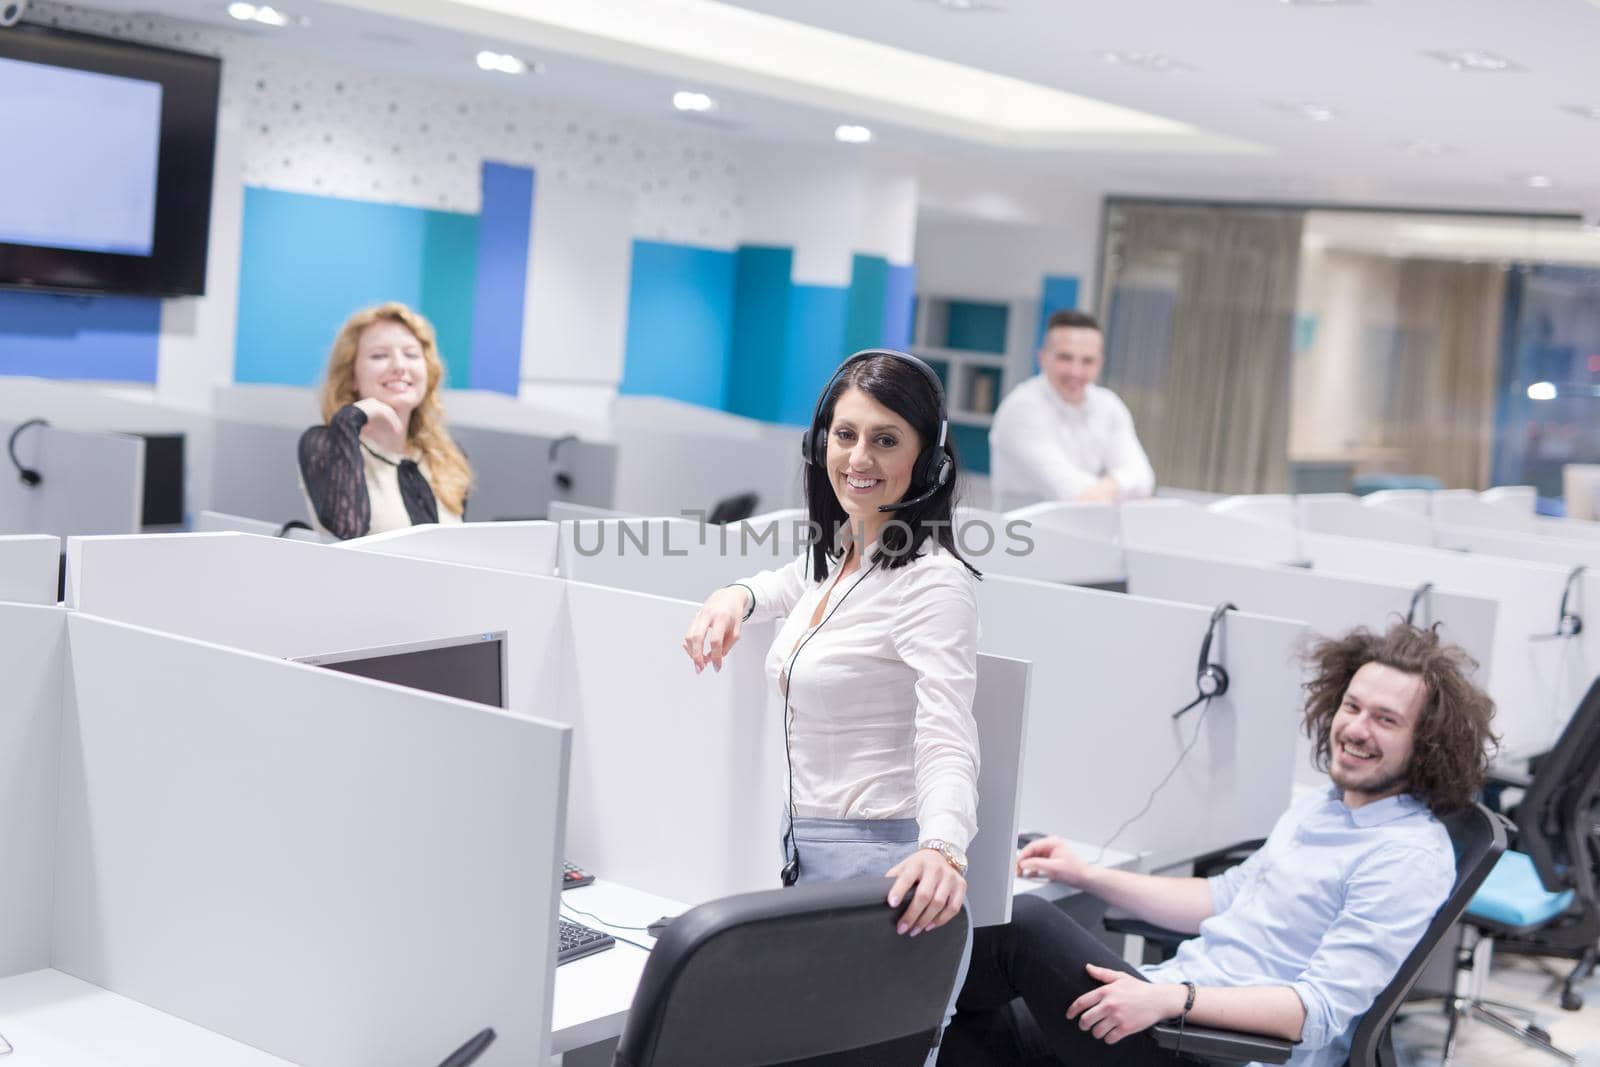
<box><xmin>782</xmin><ymin>813</ymin><xmax>921</xmax><ymax>885</ymax></box>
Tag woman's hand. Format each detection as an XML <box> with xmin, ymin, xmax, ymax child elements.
<box><xmin>682</xmin><ymin>586</ymin><xmax>751</xmax><ymax>673</ymax></box>
<box><xmin>885</xmin><ymin>849</ymin><xmax>967</xmax><ymax>937</ymax></box>
<box><xmin>352</xmin><ymin>397</ymin><xmax>406</xmax><ymax>448</ymax></box>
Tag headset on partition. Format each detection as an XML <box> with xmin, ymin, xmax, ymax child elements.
<box><xmin>548</xmin><ymin>434</ymin><xmax>577</xmax><ymax>492</ymax></box>
<box><xmin>800</xmin><ymin>349</ymin><xmax>951</xmax><ymax>514</ymax></box>
<box><xmin>7</xmin><ymin>417</ymin><xmax>48</xmax><ymax>488</ymax></box>
<box><xmin>1533</xmin><ymin>565</ymin><xmax>1586</xmax><ymax>641</ymax></box>
<box><xmin>1406</xmin><ymin>582</ymin><xmax>1435</xmax><ymax>628</ymax></box>
<box><xmin>1173</xmin><ymin>602</ymin><xmax>1237</xmax><ymax>719</ymax></box>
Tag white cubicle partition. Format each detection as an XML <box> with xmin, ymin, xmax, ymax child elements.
<box><xmin>1304</xmin><ymin>532</ymin><xmax>1598</xmax><ymax>758</ymax></box>
<box><xmin>955</xmin><ymin>507</ymin><xmax>1125</xmax><ymax>586</ymax></box>
<box><xmin>67</xmin><ymin>533</ymin><xmax>567</xmax><ymax>716</ymax></box>
<box><xmin>211</xmin><ymin>384</ymin><xmax>318</xmax><ymax>426</ymax></box>
<box><xmin>0</xmin><ymin>421</ymin><xmax>143</xmax><ymax>538</ymax></box>
<box><xmin>1208</xmin><ymin>494</ymin><xmax>1297</xmax><ymax>528</ymax></box>
<box><xmin>1007</xmin><ymin>501</ymin><xmax>1121</xmax><ymax>543</ymax></box>
<box><xmin>967</xmin><ymin>654</ymin><xmax>1030</xmax><ymax>927</ymax></box>
<box><xmin>59</xmin><ymin>614</ymin><xmax>568</xmax><ymax>1067</ymax></box>
<box><xmin>558</xmin><ymin>516</ymin><xmax>809</xmax><ymax>602</ymax></box>
<box><xmin>548</xmin><ymin>501</ymin><xmax>637</xmax><ymax>522</ymax></box>
<box><xmin>453</xmin><ymin>424</ymin><xmax>617</xmax><ymax>520</ymax></box>
<box><xmin>343</xmin><ymin>520</ymin><xmax>561</xmax><ymax>575</ymax></box>
<box><xmin>1297</xmin><ymin>493</ymin><xmax>1438</xmax><ymax>547</ymax></box>
<box><xmin>208</xmin><ymin>417</ymin><xmax>308</xmax><ymax>524</ymax></box>
<box><xmin>1483</xmin><ymin>485</ymin><xmax>1538</xmax><ymax>513</ymax></box>
<box><xmin>0</xmin><ymin>535</ymin><xmax>61</xmax><ymax>604</ymax></box>
<box><xmin>978</xmin><ymin>577</ymin><xmax>1305</xmax><ymax>871</ymax></box>
<box><xmin>1363</xmin><ymin>489</ymin><xmax>1432</xmax><ymax>516</ymax></box>
<box><xmin>1439</xmin><ymin>524</ymin><xmax>1600</xmax><ymax>569</ymax></box>
<box><xmin>609</xmin><ymin>423</ymin><xmax>801</xmax><ymax>518</ymax></box>
<box><xmin>1118</xmin><ymin>499</ymin><xmax>1304</xmax><ymax>564</ymax></box>
<box><xmin>194</xmin><ymin>510</ymin><xmax>332</xmax><ymax>543</ymax></box>
<box><xmin>1430</xmin><ymin>490</ymin><xmax>1534</xmax><ymax>533</ymax></box>
<box><xmin>0</xmin><ymin>604</ymin><xmax>68</xmax><ymax>979</ymax></box>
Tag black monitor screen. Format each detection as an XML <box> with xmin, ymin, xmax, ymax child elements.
<box><xmin>301</xmin><ymin>633</ymin><xmax>507</xmax><ymax>710</ymax></box>
<box><xmin>134</xmin><ymin>432</ymin><xmax>184</xmax><ymax>526</ymax></box>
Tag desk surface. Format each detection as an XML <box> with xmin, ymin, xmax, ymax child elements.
<box><xmin>1013</xmin><ymin>837</ymin><xmax>1144</xmax><ymax>903</ymax></box>
<box><xmin>0</xmin><ymin>969</ymin><xmax>293</xmax><ymax>1066</ymax></box>
<box><xmin>552</xmin><ymin>878</ymin><xmax>686</xmax><ymax>1054</ymax></box>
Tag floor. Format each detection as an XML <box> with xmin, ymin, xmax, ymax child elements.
<box><xmin>1395</xmin><ymin>953</ymin><xmax>1600</xmax><ymax>1066</ymax></box>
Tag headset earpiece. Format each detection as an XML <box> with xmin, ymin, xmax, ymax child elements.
<box><xmin>800</xmin><ymin>350</ymin><xmax>949</xmax><ymax>507</ymax></box>
<box><xmin>1175</xmin><ymin>602</ymin><xmax>1236</xmax><ymax>718</ymax></box>
<box><xmin>8</xmin><ymin>418</ymin><xmax>47</xmax><ymax>489</ymax></box>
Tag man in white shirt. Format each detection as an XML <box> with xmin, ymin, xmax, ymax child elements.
<box><xmin>989</xmin><ymin>310</ymin><xmax>1155</xmax><ymax>509</ymax></box>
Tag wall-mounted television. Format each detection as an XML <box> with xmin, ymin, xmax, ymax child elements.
<box><xmin>0</xmin><ymin>25</ymin><xmax>220</xmax><ymax>297</ymax></box>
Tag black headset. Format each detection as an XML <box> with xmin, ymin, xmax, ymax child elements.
<box><xmin>548</xmin><ymin>434</ymin><xmax>577</xmax><ymax>492</ymax></box>
<box><xmin>1533</xmin><ymin>565</ymin><xmax>1586</xmax><ymax>641</ymax></box>
<box><xmin>1174</xmin><ymin>602</ymin><xmax>1236</xmax><ymax>719</ymax></box>
<box><xmin>800</xmin><ymin>349</ymin><xmax>951</xmax><ymax>514</ymax></box>
<box><xmin>7</xmin><ymin>417</ymin><xmax>47</xmax><ymax>488</ymax></box>
<box><xmin>1405</xmin><ymin>582</ymin><xmax>1435</xmax><ymax>628</ymax></box>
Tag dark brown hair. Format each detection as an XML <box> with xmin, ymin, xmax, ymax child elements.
<box><xmin>1301</xmin><ymin>623</ymin><xmax>1498</xmax><ymax>815</ymax></box>
<box><xmin>1044</xmin><ymin>309</ymin><xmax>1102</xmax><ymax>334</ymax></box>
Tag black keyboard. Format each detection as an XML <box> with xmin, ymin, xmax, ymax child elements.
<box><xmin>558</xmin><ymin>917</ymin><xmax>615</xmax><ymax>964</ymax></box>
<box><xmin>562</xmin><ymin>860</ymin><xmax>595</xmax><ymax>890</ymax></box>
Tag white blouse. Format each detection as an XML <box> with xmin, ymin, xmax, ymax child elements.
<box><xmin>989</xmin><ymin>377</ymin><xmax>1156</xmax><ymax>507</ymax></box>
<box><xmin>740</xmin><ymin>541</ymin><xmax>981</xmax><ymax>851</ymax></box>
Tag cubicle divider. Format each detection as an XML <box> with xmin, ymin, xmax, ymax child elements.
<box><xmin>968</xmin><ymin>654</ymin><xmax>1030</xmax><ymax>926</ymax></box>
<box><xmin>1304</xmin><ymin>532</ymin><xmax>1598</xmax><ymax>758</ymax></box>
<box><xmin>558</xmin><ymin>516</ymin><xmax>809</xmax><ymax>602</ymax></box>
<box><xmin>67</xmin><ymin>533</ymin><xmax>568</xmax><ymax>714</ymax></box>
<box><xmin>0</xmin><ymin>535</ymin><xmax>62</xmax><ymax>604</ymax></box>
<box><xmin>453</xmin><ymin>424</ymin><xmax>617</xmax><ymax>520</ymax></box>
<box><xmin>343</xmin><ymin>520</ymin><xmax>561</xmax><ymax>575</ymax></box>
<box><xmin>195</xmin><ymin>510</ymin><xmax>331</xmax><ymax>542</ymax></box>
<box><xmin>609</xmin><ymin>423</ymin><xmax>800</xmax><ymax>518</ymax></box>
<box><xmin>977</xmin><ymin>577</ymin><xmax>1306</xmax><ymax>872</ymax></box>
<box><xmin>58</xmin><ymin>613</ymin><xmax>569</xmax><ymax>1066</ymax></box>
<box><xmin>0</xmin><ymin>420</ymin><xmax>143</xmax><ymax>538</ymax></box>
<box><xmin>1297</xmin><ymin>493</ymin><xmax>1439</xmax><ymax>547</ymax></box>
<box><xmin>208</xmin><ymin>417</ymin><xmax>308</xmax><ymax>525</ymax></box>
<box><xmin>955</xmin><ymin>507</ymin><xmax>1125</xmax><ymax>587</ymax></box>
<box><xmin>1118</xmin><ymin>499</ymin><xmax>1304</xmax><ymax>564</ymax></box>
<box><xmin>0</xmin><ymin>603</ymin><xmax>68</xmax><ymax>979</ymax></box>
<box><xmin>1437</xmin><ymin>523</ymin><xmax>1600</xmax><ymax>569</ymax></box>
<box><xmin>1208</xmin><ymin>494</ymin><xmax>1297</xmax><ymax>528</ymax></box>
<box><xmin>1008</xmin><ymin>501</ymin><xmax>1120</xmax><ymax>543</ymax></box>
<box><xmin>548</xmin><ymin>501</ymin><xmax>637</xmax><ymax>522</ymax></box>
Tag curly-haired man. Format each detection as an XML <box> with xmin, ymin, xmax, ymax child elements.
<box><xmin>941</xmin><ymin>623</ymin><xmax>1497</xmax><ymax>1067</ymax></box>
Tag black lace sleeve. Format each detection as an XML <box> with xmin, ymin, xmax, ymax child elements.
<box><xmin>298</xmin><ymin>404</ymin><xmax>370</xmax><ymax>540</ymax></box>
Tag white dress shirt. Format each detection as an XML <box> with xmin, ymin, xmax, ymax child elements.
<box><xmin>989</xmin><ymin>377</ymin><xmax>1155</xmax><ymax>507</ymax></box>
<box><xmin>740</xmin><ymin>541</ymin><xmax>981</xmax><ymax>851</ymax></box>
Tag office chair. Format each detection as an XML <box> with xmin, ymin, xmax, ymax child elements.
<box><xmin>1103</xmin><ymin>803</ymin><xmax>1506</xmax><ymax>1066</ymax></box>
<box><xmin>706</xmin><ymin>491</ymin><xmax>760</xmax><ymax>526</ymax></box>
<box><xmin>612</xmin><ymin>877</ymin><xmax>969</xmax><ymax>1067</ymax></box>
<box><xmin>1447</xmin><ymin>674</ymin><xmax>1600</xmax><ymax>1062</ymax></box>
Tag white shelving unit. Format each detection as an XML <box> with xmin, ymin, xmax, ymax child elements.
<box><xmin>911</xmin><ymin>295</ymin><xmax>1040</xmax><ymax>428</ymax></box>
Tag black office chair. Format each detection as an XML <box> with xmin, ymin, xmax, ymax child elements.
<box><xmin>613</xmin><ymin>877</ymin><xmax>969</xmax><ymax>1067</ymax></box>
<box><xmin>707</xmin><ymin>491</ymin><xmax>760</xmax><ymax>526</ymax></box>
<box><xmin>1446</xmin><ymin>674</ymin><xmax>1600</xmax><ymax>1061</ymax></box>
<box><xmin>1104</xmin><ymin>803</ymin><xmax>1506</xmax><ymax>1066</ymax></box>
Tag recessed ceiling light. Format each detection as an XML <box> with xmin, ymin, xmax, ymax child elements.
<box><xmin>1561</xmin><ymin>104</ymin><xmax>1600</xmax><ymax>121</ymax></box>
<box><xmin>476</xmin><ymin>50</ymin><xmax>532</xmax><ymax>74</ymax></box>
<box><xmin>227</xmin><ymin>2</ymin><xmax>296</xmax><ymax>26</ymax></box>
<box><xmin>1422</xmin><ymin>49</ymin><xmax>1523</xmax><ymax>72</ymax></box>
<box><xmin>1269</xmin><ymin>99</ymin><xmax>1337</xmax><ymax>122</ymax></box>
<box><xmin>1528</xmin><ymin>381</ymin><xmax>1558</xmax><ymax>401</ymax></box>
<box><xmin>1525</xmin><ymin>174</ymin><xmax>1554</xmax><ymax>188</ymax></box>
<box><xmin>834</xmin><ymin>124</ymin><xmax>873</xmax><ymax>143</ymax></box>
<box><xmin>673</xmin><ymin>90</ymin><xmax>717</xmax><ymax>112</ymax></box>
<box><xmin>1097</xmin><ymin>50</ymin><xmax>1194</xmax><ymax>73</ymax></box>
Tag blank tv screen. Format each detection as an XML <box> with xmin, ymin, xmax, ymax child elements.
<box><xmin>0</xmin><ymin>58</ymin><xmax>162</xmax><ymax>256</ymax></box>
<box><xmin>304</xmin><ymin>635</ymin><xmax>506</xmax><ymax>710</ymax></box>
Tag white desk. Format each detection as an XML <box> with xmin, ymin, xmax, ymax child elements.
<box><xmin>552</xmin><ymin>879</ymin><xmax>685</xmax><ymax>1055</ymax></box>
<box><xmin>0</xmin><ymin>969</ymin><xmax>294</xmax><ymax>1066</ymax></box>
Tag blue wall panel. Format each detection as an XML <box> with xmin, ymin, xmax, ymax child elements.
<box><xmin>620</xmin><ymin>240</ymin><xmax>737</xmax><ymax>409</ymax></box>
<box><xmin>843</xmin><ymin>253</ymin><xmax>889</xmax><ymax>356</ymax></box>
<box><xmin>778</xmin><ymin>285</ymin><xmax>851</xmax><ymax>427</ymax></box>
<box><xmin>0</xmin><ymin>290</ymin><xmax>160</xmax><ymax>381</ymax></box>
<box><xmin>1036</xmin><ymin>274</ymin><xmax>1082</xmax><ymax>346</ymax></box>
<box><xmin>882</xmin><ymin>263</ymin><xmax>916</xmax><ymax>351</ymax></box>
<box><xmin>467</xmin><ymin>161</ymin><xmax>534</xmax><ymax>395</ymax></box>
<box><xmin>726</xmin><ymin>246</ymin><xmax>793</xmax><ymax>423</ymax></box>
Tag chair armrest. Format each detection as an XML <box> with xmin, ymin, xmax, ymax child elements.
<box><xmin>1101</xmin><ymin>908</ymin><xmax>1195</xmax><ymax>952</ymax></box>
<box><xmin>1151</xmin><ymin>1021</ymin><xmax>1295</xmax><ymax>1064</ymax></box>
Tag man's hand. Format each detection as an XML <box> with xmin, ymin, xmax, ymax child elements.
<box><xmin>1017</xmin><ymin>835</ymin><xmax>1092</xmax><ymax>888</ymax></box>
<box><xmin>1075</xmin><ymin>475</ymin><xmax>1120</xmax><ymax>504</ymax></box>
<box><xmin>1067</xmin><ymin>965</ymin><xmax>1186</xmax><ymax>1045</ymax></box>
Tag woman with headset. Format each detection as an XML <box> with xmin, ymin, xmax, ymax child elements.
<box><xmin>297</xmin><ymin>302</ymin><xmax>473</xmax><ymax>540</ymax></box>
<box><xmin>682</xmin><ymin>349</ymin><xmax>982</xmax><ymax>944</ymax></box>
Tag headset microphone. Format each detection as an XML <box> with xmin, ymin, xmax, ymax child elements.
<box><xmin>877</xmin><ymin>481</ymin><xmax>942</xmax><ymax>513</ymax></box>
<box><xmin>1532</xmin><ymin>566</ymin><xmax>1586</xmax><ymax>641</ymax></box>
<box><xmin>7</xmin><ymin>418</ymin><xmax>47</xmax><ymax>488</ymax></box>
<box><xmin>1173</xmin><ymin>602</ymin><xmax>1236</xmax><ymax>719</ymax></box>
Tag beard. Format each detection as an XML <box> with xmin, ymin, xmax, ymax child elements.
<box><xmin>1330</xmin><ymin>760</ymin><xmax>1408</xmax><ymax>801</ymax></box>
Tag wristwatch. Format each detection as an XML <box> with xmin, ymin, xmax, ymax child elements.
<box><xmin>920</xmin><ymin>838</ymin><xmax>969</xmax><ymax>876</ymax></box>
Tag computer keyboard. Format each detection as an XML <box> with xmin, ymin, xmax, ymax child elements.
<box><xmin>558</xmin><ymin>916</ymin><xmax>615</xmax><ymax>964</ymax></box>
<box><xmin>562</xmin><ymin>860</ymin><xmax>595</xmax><ymax>890</ymax></box>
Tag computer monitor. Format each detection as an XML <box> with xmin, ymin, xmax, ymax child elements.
<box><xmin>131</xmin><ymin>432</ymin><xmax>184</xmax><ymax>526</ymax></box>
<box><xmin>295</xmin><ymin>631</ymin><xmax>507</xmax><ymax>710</ymax></box>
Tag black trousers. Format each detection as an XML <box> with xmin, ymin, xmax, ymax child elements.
<box><xmin>939</xmin><ymin>894</ymin><xmax>1201</xmax><ymax>1066</ymax></box>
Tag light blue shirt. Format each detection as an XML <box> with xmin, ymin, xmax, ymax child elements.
<box><xmin>1143</xmin><ymin>786</ymin><xmax>1454</xmax><ymax>1067</ymax></box>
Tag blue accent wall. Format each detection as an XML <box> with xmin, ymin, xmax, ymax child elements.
<box><xmin>0</xmin><ymin>290</ymin><xmax>161</xmax><ymax>381</ymax></box>
<box><xmin>843</xmin><ymin>253</ymin><xmax>889</xmax><ymax>356</ymax></box>
<box><xmin>778</xmin><ymin>285</ymin><xmax>851</xmax><ymax>426</ymax></box>
<box><xmin>620</xmin><ymin>240</ymin><xmax>737</xmax><ymax>408</ymax></box>
<box><xmin>468</xmin><ymin>162</ymin><xmax>534</xmax><ymax>395</ymax></box>
<box><xmin>1037</xmin><ymin>274</ymin><xmax>1082</xmax><ymax>346</ymax></box>
<box><xmin>726</xmin><ymin>246</ymin><xmax>793</xmax><ymax>423</ymax></box>
<box><xmin>882</xmin><ymin>263</ymin><xmax>916</xmax><ymax>350</ymax></box>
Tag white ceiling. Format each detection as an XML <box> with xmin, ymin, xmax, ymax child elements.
<box><xmin>62</xmin><ymin>0</ymin><xmax>1600</xmax><ymax>217</ymax></box>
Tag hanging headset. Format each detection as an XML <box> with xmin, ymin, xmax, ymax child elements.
<box><xmin>800</xmin><ymin>349</ymin><xmax>951</xmax><ymax>514</ymax></box>
<box><xmin>1533</xmin><ymin>565</ymin><xmax>1586</xmax><ymax>641</ymax></box>
<box><xmin>548</xmin><ymin>434</ymin><xmax>577</xmax><ymax>492</ymax></box>
<box><xmin>7</xmin><ymin>417</ymin><xmax>47</xmax><ymax>488</ymax></box>
<box><xmin>1405</xmin><ymin>582</ymin><xmax>1435</xmax><ymax>628</ymax></box>
<box><xmin>1173</xmin><ymin>602</ymin><xmax>1237</xmax><ymax>719</ymax></box>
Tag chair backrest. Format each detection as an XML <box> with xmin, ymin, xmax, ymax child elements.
<box><xmin>707</xmin><ymin>491</ymin><xmax>760</xmax><ymax>525</ymax></box>
<box><xmin>1518</xmin><ymin>674</ymin><xmax>1600</xmax><ymax>904</ymax></box>
<box><xmin>1346</xmin><ymin>802</ymin><xmax>1507</xmax><ymax>1067</ymax></box>
<box><xmin>612</xmin><ymin>877</ymin><xmax>969</xmax><ymax>1067</ymax></box>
